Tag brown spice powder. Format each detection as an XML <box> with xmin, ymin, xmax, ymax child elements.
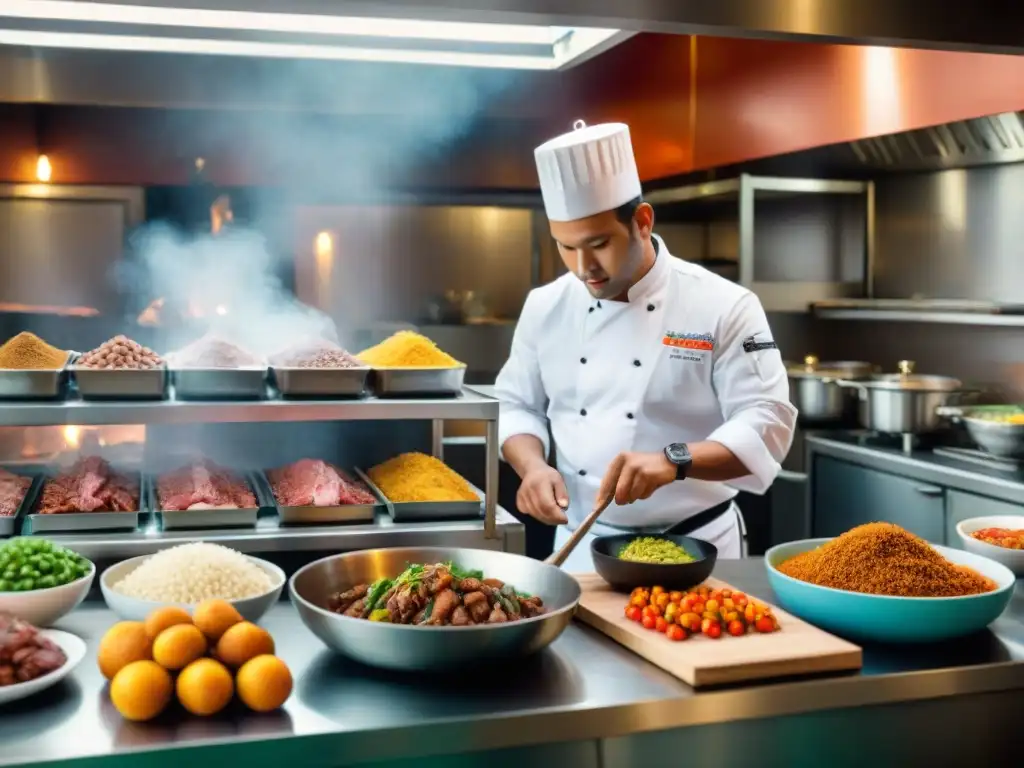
<box><xmin>0</xmin><ymin>332</ymin><xmax>68</xmax><ymax>370</ymax></box>
<box><xmin>778</xmin><ymin>522</ymin><xmax>995</xmax><ymax>597</ymax></box>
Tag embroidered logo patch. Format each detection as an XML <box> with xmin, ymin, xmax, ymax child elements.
<box><xmin>662</xmin><ymin>331</ymin><xmax>715</xmax><ymax>352</ymax></box>
<box><xmin>742</xmin><ymin>333</ymin><xmax>778</xmax><ymax>353</ymax></box>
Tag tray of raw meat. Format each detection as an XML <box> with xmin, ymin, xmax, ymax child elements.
<box><xmin>150</xmin><ymin>460</ymin><xmax>260</xmax><ymax>530</ymax></box>
<box><xmin>0</xmin><ymin>466</ymin><xmax>39</xmax><ymax>537</ymax></box>
<box><xmin>265</xmin><ymin>459</ymin><xmax>388</xmax><ymax>525</ymax></box>
<box><xmin>26</xmin><ymin>457</ymin><xmax>142</xmax><ymax>534</ymax></box>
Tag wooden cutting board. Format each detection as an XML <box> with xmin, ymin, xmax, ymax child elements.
<box><xmin>573</xmin><ymin>572</ymin><xmax>862</xmax><ymax>687</ymax></box>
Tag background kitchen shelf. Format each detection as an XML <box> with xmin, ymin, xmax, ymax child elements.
<box><xmin>0</xmin><ymin>388</ymin><xmax>498</xmax><ymax>427</ymax></box>
<box><xmin>647</xmin><ymin>174</ymin><xmax>874</xmax><ymax>312</ymax></box>
<box><xmin>812</xmin><ymin>308</ymin><xmax>1024</xmax><ymax>326</ymax></box>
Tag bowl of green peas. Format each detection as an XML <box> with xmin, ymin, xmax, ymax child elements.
<box><xmin>0</xmin><ymin>537</ymin><xmax>94</xmax><ymax>627</ymax></box>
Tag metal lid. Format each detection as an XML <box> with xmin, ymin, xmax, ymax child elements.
<box><xmin>785</xmin><ymin>355</ymin><xmax>874</xmax><ymax>379</ymax></box>
<box><xmin>859</xmin><ymin>360</ymin><xmax>963</xmax><ymax>392</ymax></box>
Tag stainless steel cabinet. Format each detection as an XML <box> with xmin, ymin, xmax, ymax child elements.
<box><xmin>945</xmin><ymin>490</ymin><xmax>1024</xmax><ymax>546</ymax></box>
<box><xmin>812</xmin><ymin>456</ymin><xmax>945</xmax><ymax>543</ymax></box>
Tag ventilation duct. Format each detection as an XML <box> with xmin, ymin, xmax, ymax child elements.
<box><xmin>849</xmin><ymin>112</ymin><xmax>1024</xmax><ymax>171</ymax></box>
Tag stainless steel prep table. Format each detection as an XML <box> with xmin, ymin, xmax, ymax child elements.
<box><xmin>2</xmin><ymin>558</ymin><xmax>1021</xmax><ymax>768</ymax></box>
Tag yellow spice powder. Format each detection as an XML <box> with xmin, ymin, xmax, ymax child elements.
<box><xmin>358</xmin><ymin>331</ymin><xmax>461</xmax><ymax>368</ymax></box>
<box><xmin>368</xmin><ymin>452</ymin><xmax>478</xmax><ymax>503</ymax></box>
<box><xmin>0</xmin><ymin>332</ymin><xmax>68</xmax><ymax>370</ymax></box>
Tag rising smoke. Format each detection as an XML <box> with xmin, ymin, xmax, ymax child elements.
<box><xmin>118</xmin><ymin>56</ymin><xmax>524</xmax><ymax>357</ymax></box>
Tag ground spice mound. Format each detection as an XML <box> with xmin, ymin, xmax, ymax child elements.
<box><xmin>0</xmin><ymin>332</ymin><xmax>67</xmax><ymax>370</ymax></box>
<box><xmin>368</xmin><ymin>452</ymin><xmax>477</xmax><ymax>503</ymax></box>
<box><xmin>778</xmin><ymin>523</ymin><xmax>996</xmax><ymax>597</ymax></box>
<box><xmin>358</xmin><ymin>331</ymin><xmax>460</xmax><ymax>368</ymax></box>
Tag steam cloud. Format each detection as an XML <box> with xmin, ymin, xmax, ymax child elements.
<box><xmin>115</xmin><ymin>58</ymin><xmax>524</xmax><ymax>354</ymax></box>
<box><xmin>124</xmin><ymin>223</ymin><xmax>337</xmax><ymax>359</ymax></box>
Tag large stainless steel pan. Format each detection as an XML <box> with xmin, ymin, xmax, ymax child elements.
<box><xmin>836</xmin><ymin>360</ymin><xmax>970</xmax><ymax>434</ymax></box>
<box><xmin>785</xmin><ymin>355</ymin><xmax>874</xmax><ymax>423</ymax></box>
<box><xmin>289</xmin><ymin>546</ymin><xmax>581</xmax><ymax>672</ymax></box>
<box><xmin>937</xmin><ymin>405</ymin><xmax>1024</xmax><ymax>457</ymax></box>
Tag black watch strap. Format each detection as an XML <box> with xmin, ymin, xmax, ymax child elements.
<box><xmin>664</xmin><ymin>442</ymin><xmax>692</xmax><ymax>481</ymax></box>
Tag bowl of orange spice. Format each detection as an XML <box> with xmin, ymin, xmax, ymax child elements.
<box><xmin>957</xmin><ymin>515</ymin><xmax>1024</xmax><ymax>576</ymax></box>
<box><xmin>766</xmin><ymin>523</ymin><xmax>1015</xmax><ymax>643</ymax></box>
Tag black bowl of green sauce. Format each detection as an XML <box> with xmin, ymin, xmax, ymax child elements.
<box><xmin>591</xmin><ymin>535</ymin><xmax>718</xmax><ymax>592</ymax></box>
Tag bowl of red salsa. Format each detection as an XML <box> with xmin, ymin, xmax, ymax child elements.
<box><xmin>957</xmin><ymin>515</ymin><xmax>1024</xmax><ymax>576</ymax></box>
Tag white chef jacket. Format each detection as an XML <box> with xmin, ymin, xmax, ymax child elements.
<box><xmin>495</xmin><ymin>234</ymin><xmax>796</xmax><ymax>540</ymax></box>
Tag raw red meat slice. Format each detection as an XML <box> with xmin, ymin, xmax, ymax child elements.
<box><xmin>0</xmin><ymin>468</ymin><xmax>31</xmax><ymax>517</ymax></box>
<box><xmin>157</xmin><ymin>460</ymin><xmax>256</xmax><ymax>511</ymax></box>
<box><xmin>268</xmin><ymin>459</ymin><xmax>376</xmax><ymax>507</ymax></box>
<box><xmin>38</xmin><ymin>457</ymin><xmax>139</xmax><ymax>514</ymax></box>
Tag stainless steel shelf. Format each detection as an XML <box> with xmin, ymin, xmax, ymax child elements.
<box><xmin>813</xmin><ymin>308</ymin><xmax>1024</xmax><ymax>326</ymax></box>
<box><xmin>0</xmin><ymin>388</ymin><xmax>498</xmax><ymax>427</ymax></box>
<box><xmin>646</xmin><ymin>175</ymin><xmax>869</xmax><ymax>205</ymax></box>
<box><xmin>40</xmin><ymin>507</ymin><xmax>524</xmax><ymax>559</ymax></box>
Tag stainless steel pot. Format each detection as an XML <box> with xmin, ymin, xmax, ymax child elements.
<box><xmin>289</xmin><ymin>546</ymin><xmax>581</xmax><ymax>672</ymax></box>
<box><xmin>785</xmin><ymin>355</ymin><xmax>874</xmax><ymax>423</ymax></box>
<box><xmin>837</xmin><ymin>360</ymin><xmax>967</xmax><ymax>434</ymax></box>
<box><xmin>936</xmin><ymin>405</ymin><xmax>1024</xmax><ymax>457</ymax></box>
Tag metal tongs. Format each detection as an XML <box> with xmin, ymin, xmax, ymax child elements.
<box><xmin>544</xmin><ymin>494</ymin><xmax>614</xmax><ymax>567</ymax></box>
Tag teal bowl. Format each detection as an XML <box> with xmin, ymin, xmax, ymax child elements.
<box><xmin>765</xmin><ymin>538</ymin><xmax>1016</xmax><ymax>643</ymax></box>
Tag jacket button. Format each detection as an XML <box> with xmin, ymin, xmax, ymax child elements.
<box><xmin>647</xmin><ymin>303</ymin><xmax>655</xmax><ymax>312</ymax></box>
<box><xmin>633</xmin><ymin>359</ymin><xmax>641</xmax><ymax>367</ymax></box>
<box><xmin>597</xmin><ymin>301</ymin><xmax>602</xmax><ymax>308</ymax></box>
<box><xmin>578</xmin><ymin>469</ymin><xmax>587</xmax><ymax>476</ymax></box>
<box><xmin>588</xmin><ymin>307</ymin><xmax>595</xmax><ymax>313</ymax></box>
<box><xmin>580</xmin><ymin>357</ymin><xmax>587</xmax><ymax>364</ymax></box>
<box><xmin>580</xmin><ymin>408</ymin><xmax>587</xmax><ymax>416</ymax></box>
<box><xmin>626</xmin><ymin>413</ymin><xmax>634</xmax><ymax>420</ymax></box>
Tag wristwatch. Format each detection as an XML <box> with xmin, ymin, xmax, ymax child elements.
<box><xmin>663</xmin><ymin>443</ymin><xmax>692</xmax><ymax>481</ymax></box>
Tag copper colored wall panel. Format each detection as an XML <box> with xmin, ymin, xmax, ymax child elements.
<box><xmin>693</xmin><ymin>37</ymin><xmax>1024</xmax><ymax>170</ymax></box>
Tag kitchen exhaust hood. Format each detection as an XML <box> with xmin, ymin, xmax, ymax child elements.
<box><xmin>848</xmin><ymin>112</ymin><xmax>1024</xmax><ymax>172</ymax></box>
<box><xmin>0</xmin><ymin>1</ymin><xmax>629</xmax><ymax>69</ymax></box>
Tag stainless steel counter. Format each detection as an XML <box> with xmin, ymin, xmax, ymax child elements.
<box><xmin>3</xmin><ymin>558</ymin><xmax>1023</xmax><ymax>768</ymax></box>
<box><xmin>807</xmin><ymin>433</ymin><xmax>1024</xmax><ymax>505</ymax></box>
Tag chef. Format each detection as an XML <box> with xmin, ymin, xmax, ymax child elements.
<box><xmin>494</xmin><ymin>121</ymin><xmax>797</xmax><ymax>571</ymax></box>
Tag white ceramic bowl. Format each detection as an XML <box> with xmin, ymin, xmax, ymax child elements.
<box><xmin>0</xmin><ymin>629</ymin><xmax>88</xmax><ymax>706</ymax></box>
<box><xmin>0</xmin><ymin>563</ymin><xmax>95</xmax><ymax>627</ymax></box>
<box><xmin>100</xmin><ymin>554</ymin><xmax>285</xmax><ymax>622</ymax></box>
<box><xmin>956</xmin><ymin>515</ymin><xmax>1024</xmax><ymax>576</ymax></box>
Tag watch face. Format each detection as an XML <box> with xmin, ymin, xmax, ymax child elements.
<box><xmin>667</xmin><ymin>443</ymin><xmax>690</xmax><ymax>464</ymax></box>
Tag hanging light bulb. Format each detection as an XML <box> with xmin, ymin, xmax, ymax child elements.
<box><xmin>36</xmin><ymin>154</ymin><xmax>52</xmax><ymax>182</ymax></box>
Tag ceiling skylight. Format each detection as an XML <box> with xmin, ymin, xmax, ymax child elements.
<box><xmin>0</xmin><ymin>1</ymin><xmax>630</xmax><ymax>69</ymax></box>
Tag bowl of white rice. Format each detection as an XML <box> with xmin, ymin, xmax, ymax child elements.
<box><xmin>100</xmin><ymin>542</ymin><xmax>285</xmax><ymax>622</ymax></box>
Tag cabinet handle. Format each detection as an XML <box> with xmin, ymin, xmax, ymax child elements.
<box><xmin>913</xmin><ymin>485</ymin><xmax>944</xmax><ymax>497</ymax></box>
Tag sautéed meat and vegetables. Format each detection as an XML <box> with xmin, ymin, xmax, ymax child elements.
<box><xmin>327</xmin><ymin>562</ymin><xmax>545</xmax><ymax>626</ymax></box>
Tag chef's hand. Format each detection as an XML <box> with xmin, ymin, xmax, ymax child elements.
<box><xmin>598</xmin><ymin>452</ymin><xmax>676</xmax><ymax>507</ymax></box>
<box><xmin>516</xmin><ymin>464</ymin><xmax>569</xmax><ymax>526</ymax></box>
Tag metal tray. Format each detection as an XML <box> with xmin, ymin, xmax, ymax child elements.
<box><xmin>272</xmin><ymin>366</ymin><xmax>370</xmax><ymax>398</ymax></box>
<box><xmin>172</xmin><ymin>368</ymin><xmax>267</xmax><ymax>400</ymax></box>
<box><xmin>23</xmin><ymin>467</ymin><xmax>144</xmax><ymax>534</ymax></box>
<box><xmin>0</xmin><ymin>466</ymin><xmax>42</xmax><ymax>537</ymax></box>
<box><xmin>73</xmin><ymin>366</ymin><xmax>168</xmax><ymax>400</ymax></box>
<box><xmin>148</xmin><ymin>471</ymin><xmax>260</xmax><ymax>530</ymax></box>
<box><xmin>264</xmin><ymin>465</ymin><xmax>389</xmax><ymax>525</ymax></box>
<box><xmin>371</xmin><ymin>365</ymin><xmax>466</xmax><ymax>397</ymax></box>
<box><xmin>355</xmin><ymin>467</ymin><xmax>483</xmax><ymax>522</ymax></box>
<box><xmin>0</xmin><ymin>353</ymin><xmax>72</xmax><ymax>400</ymax></box>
